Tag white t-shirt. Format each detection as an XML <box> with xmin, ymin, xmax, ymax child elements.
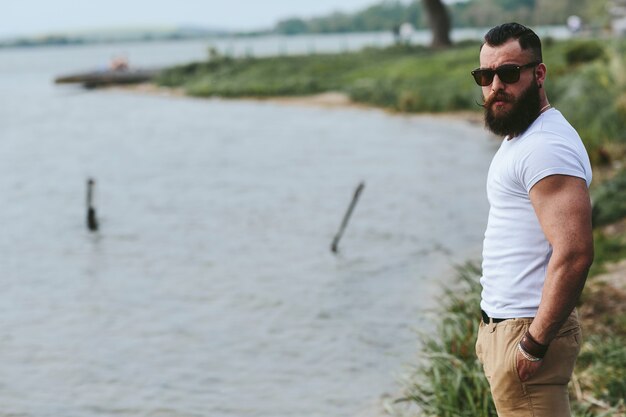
<box><xmin>480</xmin><ymin>108</ymin><xmax>592</xmax><ymax>318</ymax></box>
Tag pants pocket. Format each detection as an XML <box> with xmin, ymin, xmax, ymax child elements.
<box><xmin>527</xmin><ymin>327</ymin><xmax>581</xmax><ymax>386</ymax></box>
<box><xmin>510</xmin><ymin>336</ymin><xmax>523</xmax><ymax>384</ymax></box>
<box><xmin>489</xmin><ymin>324</ymin><xmax>529</xmax><ymax>410</ymax></box>
<box><xmin>475</xmin><ymin>320</ymin><xmax>484</xmax><ymax>364</ymax></box>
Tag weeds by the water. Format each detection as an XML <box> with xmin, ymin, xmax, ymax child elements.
<box><xmin>395</xmin><ymin>262</ymin><xmax>497</xmax><ymax>417</ymax></box>
<box><xmin>396</xmin><ymin>261</ymin><xmax>626</xmax><ymax>417</ymax></box>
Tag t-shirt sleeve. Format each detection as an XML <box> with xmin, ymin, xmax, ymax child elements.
<box><xmin>515</xmin><ymin>133</ymin><xmax>590</xmax><ymax>193</ymax></box>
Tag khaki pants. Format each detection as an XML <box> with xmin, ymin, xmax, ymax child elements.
<box><xmin>475</xmin><ymin>310</ymin><xmax>581</xmax><ymax>417</ymax></box>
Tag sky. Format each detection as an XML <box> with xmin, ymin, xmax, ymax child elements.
<box><xmin>2</xmin><ymin>0</ymin><xmax>396</xmax><ymax>38</ymax></box>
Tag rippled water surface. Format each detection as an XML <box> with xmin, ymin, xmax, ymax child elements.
<box><xmin>0</xmin><ymin>36</ymin><xmax>497</xmax><ymax>417</ymax></box>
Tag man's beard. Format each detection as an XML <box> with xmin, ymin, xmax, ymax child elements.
<box><xmin>483</xmin><ymin>82</ymin><xmax>541</xmax><ymax>138</ymax></box>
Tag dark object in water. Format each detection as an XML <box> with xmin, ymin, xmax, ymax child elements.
<box><xmin>87</xmin><ymin>178</ymin><xmax>99</xmax><ymax>232</ymax></box>
<box><xmin>55</xmin><ymin>68</ymin><xmax>159</xmax><ymax>89</ymax></box>
<box><xmin>331</xmin><ymin>182</ymin><xmax>365</xmax><ymax>254</ymax></box>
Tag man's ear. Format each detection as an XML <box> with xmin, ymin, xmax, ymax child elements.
<box><xmin>536</xmin><ymin>63</ymin><xmax>547</xmax><ymax>88</ymax></box>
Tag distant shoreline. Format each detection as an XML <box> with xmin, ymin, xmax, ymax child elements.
<box><xmin>109</xmin><ymin>82</ymin><xmax>485</xmax><ymax>126</ymax></box>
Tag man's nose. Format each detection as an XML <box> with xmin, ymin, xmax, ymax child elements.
<box><xmin>491</xmin><ymin>74</ymin><xmax>505</xmax><ymax>91</ymax></box>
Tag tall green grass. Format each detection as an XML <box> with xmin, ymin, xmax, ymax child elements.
<box><xmin>395</xmin><ymin>262</ymin><xmax>496</xmax><ymax>417</ymax></box>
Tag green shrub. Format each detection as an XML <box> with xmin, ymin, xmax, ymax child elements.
<box><xmin>565</xmin><ymin>41</ymin><xmax>607</xmax><ymax>65</ymax></box>
<box><xmin>591</xmin><ymin>169</ymin><xmax>626</xmax><ymax>227</ymax></box>
<box><xmin>551</xmin><ymin>61</ymin><xmax>625</xmax><ymax>165</ymax></box>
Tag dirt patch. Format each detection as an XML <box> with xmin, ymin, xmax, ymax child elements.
<box><xmin>580</xmin><ymin>259</ymin><xmax>626</xmax><ymax>336</ymax></box>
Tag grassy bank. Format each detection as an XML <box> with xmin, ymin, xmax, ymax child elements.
<box><xmin>156</xmin><ymin>38</ymin><xmax>626</xmax><ymax>165</ymax></box>
<box><xmin>156</xmin><ymin>43</ymin><xmax>478</xmax><ymax>112</ymax></box>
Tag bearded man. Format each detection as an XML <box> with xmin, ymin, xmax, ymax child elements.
<box><xmin>472</xmin><ymin>23</ymin><xmax>594</xmax><ymax>417</ymax></box>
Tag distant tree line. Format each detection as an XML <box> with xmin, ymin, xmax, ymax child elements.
<box><xmin>275</xmin><ymin>2</ymin><xmax>424</xmax><ymax>34</ymax></box>
<box><xmin>0</xmin><ymin>36</ymin><xmax>87</xmax><ymax>48</ymax></box>
<box><xmin>0</xmin><ymin>27</ymin><xmax>232</xmax><ymax>49</ymax></box>
<box><xmin>273</xmin><ymin>0</ymin><xmax>609</xmax><ymax>35</ymax></box>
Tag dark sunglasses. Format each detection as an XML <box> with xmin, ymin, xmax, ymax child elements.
<box><xmin>471</xmin><ymin>62</ymin><xmax>540</xmax><ymax>86</ymax></box>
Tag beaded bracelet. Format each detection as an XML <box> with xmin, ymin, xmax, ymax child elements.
<box><xmin>517</xmin><ymin>342</ymin><xmax>542</xmax><ymax>362</ymax></box>
<box><xmin>519</xmin><ymin>330</ymin><xmax>549</xmax><ymax>358</ymax></box>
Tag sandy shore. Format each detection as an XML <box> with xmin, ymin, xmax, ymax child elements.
<box><xmin>109</xmin><ymin>82</ymin><xmax>484</xmax><ymax>125</ymax></box>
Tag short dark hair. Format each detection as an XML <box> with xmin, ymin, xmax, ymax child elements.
<box><xmin>482</xmin><ymin>22</ymin><xmax>542</xmax><ymax>62</ymax></box>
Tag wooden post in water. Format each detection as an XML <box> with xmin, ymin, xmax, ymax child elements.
<box><xmin>86</xmin><ymin>178</ymin><xmax>99</xmax><ymax>232</ymax></box>
<box><xmin>331</xmin><ymin>182</ymin><xmax>365</xmax><ymax>254</ymax></box>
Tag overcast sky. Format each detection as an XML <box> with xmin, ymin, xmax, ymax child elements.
<box><xmin>2</xmin><ymin>0</ymin><xmax>396</xmax><ymax>38</ymax></box>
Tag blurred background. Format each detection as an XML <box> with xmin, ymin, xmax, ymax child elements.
<box><xmin>1</xmin><ymin>1</ymin><xmax>625</xmax><ymax>417</ymax></box>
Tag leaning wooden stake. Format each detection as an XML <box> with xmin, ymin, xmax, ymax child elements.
<box><xmin>331</xmin><ymin>182</ymin><xmax>365</xmax><ymax>253</ymax></box>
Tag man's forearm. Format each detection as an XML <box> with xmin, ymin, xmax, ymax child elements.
<box><xmin>528</xmin><ymin>249</ymin><xmax>592</xmax><ymax>345</ymax></box>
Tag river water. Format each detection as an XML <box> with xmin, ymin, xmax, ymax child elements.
<box><xmin>0</xmin><ymin>33</ymin><xmax>498</xmax><ymax>417</ymax></box>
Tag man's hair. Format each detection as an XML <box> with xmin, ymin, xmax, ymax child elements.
<box><xmin>482</xmin><ymin>22</ymin><xmax>542</xmax><ymax>62</ymax></box>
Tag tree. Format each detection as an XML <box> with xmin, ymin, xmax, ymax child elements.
<box><xmin>422</xmin><ymin>0</ymin><xmax>452</xmax><ymax>48</ymax></box>
<box><xmin>275</xmin><ymin>18</ymin><xmax>309</xmax><ymax>35</ymax></box>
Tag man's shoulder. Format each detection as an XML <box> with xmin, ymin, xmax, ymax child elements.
<box><xmin>514</xmin><ymin>109</ymin><xmax>592</xmax><ymax>189</ymax></box>
<box><xmin>524</xmin><ymin>109</ymin><xmax>580</xmax><ymax>142</ymax></box>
